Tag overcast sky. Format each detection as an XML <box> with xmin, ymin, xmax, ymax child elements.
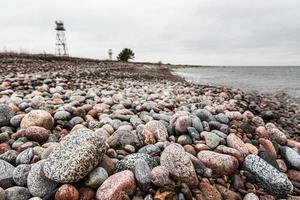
<box><xmin>0</xmin><ymin>0</ymin><xmax>299</xmax><ymax>66</ymax></box>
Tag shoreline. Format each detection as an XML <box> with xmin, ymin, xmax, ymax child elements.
<box><xmin>0</xmin><ymin>53</ymin><xmax>300</xmax><ymax>199</ymax></box>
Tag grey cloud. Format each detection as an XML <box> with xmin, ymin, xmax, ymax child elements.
<box><xmin>0</xmin><ymin>0</ymin><xmax>299</xmax><ymax>65</ymax></box>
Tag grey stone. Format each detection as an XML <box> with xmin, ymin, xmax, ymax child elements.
<box><xmin>16</xmin><ymin>148</ymin><xmax>34</xmax><ymax>165</ymax></box>
<box><xmin>53</xmin><ymin>110</ymin><xmax>71</xmax><ymax>121</ymax></box>
<box><xmin>0</xmin><ymin>150</ymin><xmax>18</xmax><ymax>165</ymax></box>
<box><xmin>10</xmin><ymin>114</ymin><xmax>25</xmax><ymax>128</ymax></box>
<box><xmin>5</xmin><ymin>186</ymin><xmax>31</xmax><ymax>200</ymax></box>
<box><xmin>243</xmin><ymin>155</ymin><xmax>293</xmax><ymax>197</ymax></box>
<box><xmin>84</xmin><ymin>167</ymin><xmax>108</xmax><ymax>189</ymax></box>
<box><xmin>0</xmin><ymin>132</ymin><xmax>9</xmax><ymax>143</ymax></box>
<box><xmin>177</xmin><ymin>134</ymin><xmax>193</xmax><ymax>145</ymax></box>
<box><xmin>43</xmin><ymin>129</ymin><xmax>106</xmax><ymax>183</ymax></box>
<box><xmin>195</xmin><ymin>109</ymin><xmax>214</xmax><ymax>122</ymax></box>
<box><xmin>280</xmin><ymin>146</ymin><xmax>300</xmax><ymax>170</ymax></box>
<box><xmin>187</xmin><ymin>127</ymin><xmax>200</xmax><ymax>140</ymax></box>
<box><xmin>27</xmin><ymin>160</ymin><xmax>58</xmax><ymax>197</ymax></box>
<box><xmin>0</xmin><ymin>104</ymin><xmax>15</xmax><ymax>127</ymax></box>
<box><xmin>215</xmin><ymin>113</ymin><xmax>229</xmax><ymax>124</ymax></box>
<box><xmin>190</xmin><ymin>115</ymin><xmax>203</xmax><ymax>132</ymax></box>
<box><xmin>0</xmin><ymin>187</ymin><xmax>5</xmax><ymax>200</ymax></box>
<box><xmin>0</xmin><ymin>160</ymin><xmax>15</xmax><ymax>189</ymax></box>
<box><xmin>134</xmin><ymin>159</ymin><xmax>151</xmax><ymax>191</ymax></box>
<box><xmin>204</xmin><ymin>132</ymin><xmax>220</xmax><ymax>149</ymax></box>
<box><xmin>138</xmin><ymin>144</ymin><xmax>161</xmax><ymax>156</ymax></box>
<box><xmin>116</xmin><ymin>153</ymin><xmax>158</xmax><ymax>172</ymax></box>
<box><xmin>13</xmin><ymin>164</ymin><xmax>31</xmax><ymax>186</ymax></box>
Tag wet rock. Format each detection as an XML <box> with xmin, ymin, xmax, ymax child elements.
<box><xmin>116</xmin><ymin>153</ymin><xmax>158</xmax><ymax>172</ymax></box>
<box><xmin>135</xmin><ymin>159</ymin><xmax>151</xmax><ymax>191</ymax></box>
<box><xmin>83</xmin><ymin>167</ymin><xmax>108</xmax><ymax>189</ymax></box>
<box><xmin>96</xmin><ymin>170</ymin><xmax>136</xmax><ymax>200</ymax></box>
<box><xmin>243</xmin><ymin>155</ymin><xmax>293</xmax><ymax>197</ymax></box>
<box><xmin>280</xmin><ymin>146</ymin><xmax>300</xmax><ymax>170</ymax></box>
<box><xmin>27</xmin><ymin>160</ymin><xmax>58</xmax><ymax>197</ymax></box>
<box><xmin>13</xmin><ymin>164</ymin><xmax>31</xmax><ymax>186</ymax></box>
<box><xmin>204</xmin><ymin>132</ymin><xmax>220</xmax><ymax>149</ymax></box>
<box><xmin>43</xmin><ymin>129</ymin><xmax>106</xmax><ymax>183</ymax></box>
<box><xmin>227</xmin><ymin>133</ymin><xmax>248</xmax><ymax>155</ymax></box>
<box><xmin>55</xmin><ymin>184</ymin><xmax>79</xmax><ymax>200</ymax></box>
<box><xmin>0</xmin><ymin>104</ymin><xmax>15</xmax><ymax>127</ymax></box>
<box><xmin>0</xmin><ymin>160</ymin><xmax>15</xmax><ymax>189</ymax></box>
<box><xmin>151</xmin><ymin>166</ymin><xmax>173</xmax><ymax>187</ymax></box>
<box><xmin>5</xmin><ymin>186</ymin><xmax>32</xmax><ymax>200</ymax></box>
<box><xmin>160</xmin><ymin>144</ymin><xmax>198</xmax><ymax>187</ymax></box>
<box><xmin>20</xmin><ymin>110</ymin><xmax>54</xmax><ymax>130</ymax></box>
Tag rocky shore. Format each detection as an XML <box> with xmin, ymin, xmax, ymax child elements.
<box><xmin>0</xmin><ymin>54</ymin><xmax>300</xmax><ymax>200</ymax></box>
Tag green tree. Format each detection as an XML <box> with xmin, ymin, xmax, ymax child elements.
<box><xmin>117</xmin><ymin>48</ymin><xmax>135</xmax><ymax>62</ymax></box>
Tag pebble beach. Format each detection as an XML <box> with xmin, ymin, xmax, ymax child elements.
<box><xmin>0</xmin><ymin>54</ymin><xmax>300</xmax><ymax>200</ymax></box>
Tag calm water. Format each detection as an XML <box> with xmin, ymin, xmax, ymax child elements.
<box><xmin>174</xmin><ymin>66</ymin><xmax>300</xmax><ymax>103</ymax></box>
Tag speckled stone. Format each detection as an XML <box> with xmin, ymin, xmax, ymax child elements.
<box><xmin>0</xmin><ymin>104</ymin><xmax>15</xmax><ymax>127</ymax></box>
<box><xmin>204</xmin><ymin>132</ymin><xmax>220</xmax><ymax>149</ymax></box>
<box><xmin>16</xmin><ymin>148</ymin><xmax>34</xmax><ymax>165</ymax></box>
<box><xmin>43</xmin><ymin>129</ymin><xmax>106</xmax><ymax>183</ymax></box>
<box><xmin>5</xmin><ymin>186</ymin><xmax>32</xmax><ymax>200</ymax></box>
<box><xmin>243</xmin><ymin>155</ymin><xmax>293</xmax><ymax>197</ymax></box>
<box><xmin>27</xmin><ymin>160</ymin><xmax>58</xmax><ymax>197</ymax></box>
<box><xmin>151</xmin><ymin>166</ymin><xmax>173</xmax><ymax>187</ymax></box>
<box><xmin>116</xmin><ymin>153</ymin><xmax>158</xmax><ymax>172</ymax></box>
<box><xmin>143</xmin><ymin>120</ymin><xmax>168</xmax><ymax>141</ymax></box>
<box><xmin>243</xmin><ymin>193</ymin><xmax>259</xmax><ymax>200</ymax></box>
<box><xmin>227</xmin><ymin>133</ymin><xmax>249</xmax><ymax>155</ymax></box>
<box><xmin>20</xmin><ymin>110</ymin><xmax>54</xmax><ymax>130</ymax></box>
<box><xmin>197</xmin><ymin>150</ymin><xmax>239</xmax><ymax>176</ymax></box>
<box><xmin>0</xmin><ymin>160</ymin><xmax>15</xmax><ymax>189</ymax></box>
<box><xmin>83</xmin><ymin>167</ymin><xmax>108</xmax><ymax>189</ymax></box>
<box><xmin>196</xmin><ymin>109</ymin><xmax>214</xmax><ymax>122</ymax></box>
<box><xmin>25</xmin><ymin>126</ymin><xmax>50</xmax><ymax>143</ymax></box>
<box><xmin>160</xmin><ymin>144</ymin><xmax>198</xmax><ymax>187</ymax></box>
<box><xmin>96</xmin><ymin>170</ymin><xmax>136</xmax><ymax>200</ymax></box>
<box><xmin>0</xmin><ymin>150</ymin><xmax>18</xmax><ymax>165</ymax></box>
<box><xmin>13</xmin><ymin>164</ymin><xmax>31</xmax><ymax>186</ymax></box>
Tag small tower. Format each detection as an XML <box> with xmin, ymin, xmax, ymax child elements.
<box><xmin>55</xmin><ymin>20</ymin><xmax>68</xmax><ymax>56</ymax></box>
<box><xmin>108</xmin><ymin>49</ymin><xmax>113</xmax><ymax>60</ymax></box>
